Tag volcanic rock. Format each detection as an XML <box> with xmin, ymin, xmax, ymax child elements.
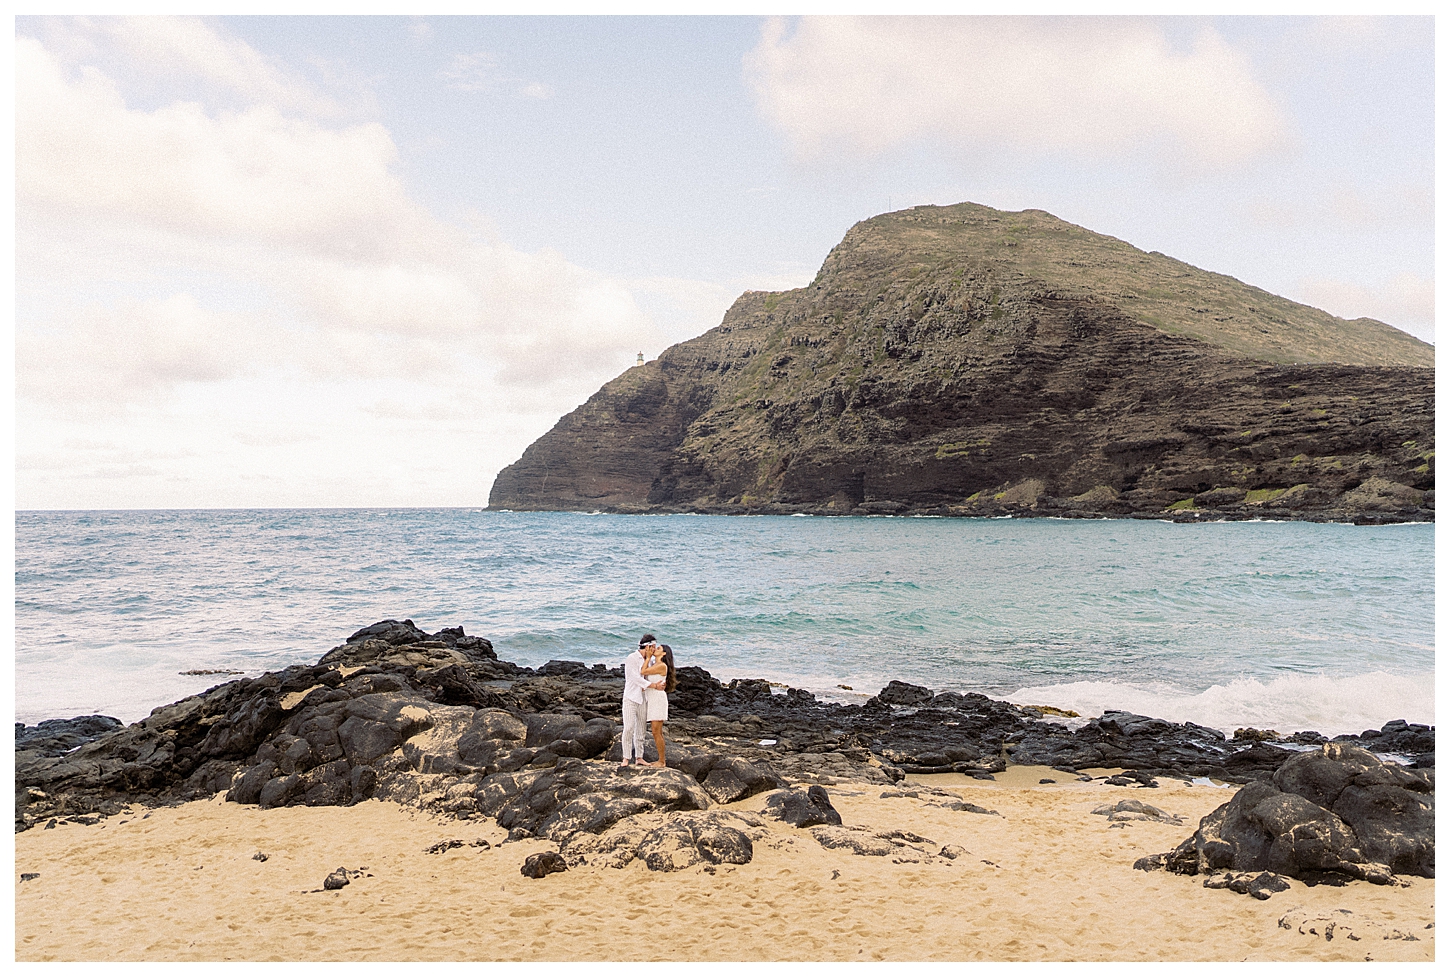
<box><xmin>1092</xmin><ymin>798</ymin><xmax>1182</xmax><ymax>824</ymax></box>
<box><xmin>1203</xmin><ymin>870</ymin><xmax>1293</xmax><ymax>900</ymax></box>
<box><xmin>15</xmin><ymin>716</ymin><xmax>124</xmax><ymax>758</ymax></box>
<box><xmin>678</xmin><ymin>754</ymin><xmax>784</xmax><ymax>804</ymax></box>
<box><xmin>1145</xmin><ymin>744</ymin><xmax>1433</xmax><ymax>885</ymax></box>
<box><xmin>520</xmin><ymin>852</ymin><xmax>568</xmax><ymax>878</ymax></box>
<box><xmin>810</xmin><ymin>825</ymin><xmax>939</xmax><ymax>861</ymax></box>
<box><xmin>562</xmin><ymin>809</ymin><xmax>765</xmax><ymax>871</ymax></box>
<box><xmin>14</xmin><ymin>619</ymin><xmax>1434</xmax><ymax>854</ymax></box>
<box><xmin>762</xmin><ymin>786</ymin><xmax>843</xmax><ymax>828</ymax></box>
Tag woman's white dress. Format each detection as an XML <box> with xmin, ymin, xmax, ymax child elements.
<box><xmin>643</xmin><ymin>662</ymin><xmax>669</xmax><ymax>721</ymax></box>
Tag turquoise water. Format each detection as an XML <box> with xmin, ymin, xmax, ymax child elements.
<box><xmin>13</xmin><ymin>509</ymin><xmax>1434</xmax><ymax>735</ymax></box>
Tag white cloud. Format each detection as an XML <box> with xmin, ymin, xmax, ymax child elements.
<box><xmin>1294</xmin><ymin>273</ymin><xmax>1434</xmax><ymax>343</ymax></box>
<box><xmin>744</xmin><ymin>17</ymin><xmax>1287</xmax><ymax>168</ymax></box>
<box><xmin>14</xmin><ymin>22</ymin><xmax>668</xmax><ymax>507</ymax></box>
<box><xmin>17</xmin><ymin>294</ymin><xmax>277</xmax><ymax>407</ymax></box>
<box><xmin>101</xmin><ymin>16</ymin><xmax>345</xmax><ymax>117</ymax></box>
<box><xmin>17</xmin><ymin>37</ymin><xmax>415</xmax><ymax>256</ymax></box>
<box><xmin>17</xmin><ymin>31</ymin><xmax>654</xmax><ymax>391</ymax></box>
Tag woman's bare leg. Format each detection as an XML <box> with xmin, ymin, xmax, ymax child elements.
<box><xmin>650</xmin><ymin>720</ymin><xmax>667</xmax><ymax>767</ymax></box>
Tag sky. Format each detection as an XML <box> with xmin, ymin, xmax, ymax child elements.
<box><xmin>12</xmin><ymin>14</ymin><xmax>1436</xmax><ymax>509</ymax></box>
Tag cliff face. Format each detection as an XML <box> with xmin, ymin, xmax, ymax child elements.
<box><xmin>489</xmin><ymin>203</ymin><xmax>1434</xmax><ymax>522</ymax></box>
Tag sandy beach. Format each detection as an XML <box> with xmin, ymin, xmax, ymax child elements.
<box><xmin>14</xmin><ymin>763</ymin><xmax>1433</xmax><ymax>962</ymax></box>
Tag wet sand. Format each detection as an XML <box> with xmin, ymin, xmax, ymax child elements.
<box><xmin>14</xmin><ymin>765</ymin><xmax>1434</xmax><ymax>961</ymax></box>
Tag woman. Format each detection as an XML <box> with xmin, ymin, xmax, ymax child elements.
<box><xmin>640</xmin><ymin>641</ymin><xmax>676</xmax><ymax>768</ymax></box>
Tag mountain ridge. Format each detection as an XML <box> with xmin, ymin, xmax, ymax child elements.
<box><xmin>489</xmin><ymin>202</ymin><xmax>1433</xmax><ymax>522</ymax></box>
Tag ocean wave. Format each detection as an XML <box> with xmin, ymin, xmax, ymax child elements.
<box><xmin>1005</xmin><ymin>671</ymin><xmax>1435</xmax><ymax>739</ymax></box>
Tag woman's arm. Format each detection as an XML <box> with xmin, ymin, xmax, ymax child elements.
<box><xmin>641</xmin><ymin>658</ymin><xmax>667</xmax><ymax>676</ymax></box>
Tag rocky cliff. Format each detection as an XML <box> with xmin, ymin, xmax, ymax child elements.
<box><xmin>489</xmin><ymin>203</ymin><xmax>1434</xmax><ymax>522</ymax></box>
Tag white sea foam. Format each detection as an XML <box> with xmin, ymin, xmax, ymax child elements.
<box><xmin>1006</xmin><ymin>671</ymin><xmax>1435</xmax><ymax>739</ymax></box>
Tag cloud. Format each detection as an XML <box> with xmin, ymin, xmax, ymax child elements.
<box><xmin>16</xmin><ymin>29</ymin><xmax>656</xmax><ymax>405</ymax></box>
<box><xmin>1295</xmin><ymin>273</ymin><xmax>1434</xmax><ymax>343</ymax></box>
<box><xmin>17</xmin><ymin>37</ymin><xmax>414</xmax><ymax>256</ymax></box>
<box><xmin>14</xmin><ymin>21</ymin><xmax>672</xmax><ymax>506</ymax></box>
<box><xmin>439</xmin><ymin>50</ymin><xmax>552</xmax><ymax>99</ymax></box>
<box><xmin>17</xmin><ymin>294</ymin><xmax>277</xmax><ymax>406</ymax></box>
<box><xmin>744</xmin><ymin>17</ymin><xmax>1288</xmax><ymax>168</ymax></box>
<box><xmin>53</xmin><ymin>16</ymin><xmax>345</xmax><ymax>118</ymax></box>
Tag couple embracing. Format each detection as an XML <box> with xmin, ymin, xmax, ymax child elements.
<box><xmin>621</xmin><ymin>633</ymin><xmax>676</xmax><ymax>767</ymax></box>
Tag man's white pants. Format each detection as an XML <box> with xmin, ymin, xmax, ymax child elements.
<box><xmin>622</xmin><ymin>698</ymin><xmax>649</xmax><ymax>762</ymax></box>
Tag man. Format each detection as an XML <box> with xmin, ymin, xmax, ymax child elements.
<box><xmin>621</xmin><ymin>634</ymin><xmax>665</xmax><ymax>766</ymax></box>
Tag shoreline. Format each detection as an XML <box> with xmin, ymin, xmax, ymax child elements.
<box><xmin>15</xmin><ymin>620</ymin><xmax>1435</xmax><ymax>961</ymax></box>
<box><xmin>485</xmin><ymin>503</ymin><xmax>1434</xmax><ymax>525</ymax></box>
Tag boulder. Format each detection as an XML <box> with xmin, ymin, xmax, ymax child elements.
<box><xmin>520</xmin><ymin>852</ymin><xmax>568</xmax><ymax>878</ymax></box>
<box><xmin>455</xmin><ymin>709</ymin><xmax>528</xmax><ymax>767</ymax></box>
<box><xmin>414</xmin><ymin>664</ymin><xmax>504</xmax><ymax>709</ymax></box>
<box><xmin>762</xmin><ymin>786</ymin><xmax>842</xmax><ymax>828</ymax></box>
<box><xmin>1270</xmin><ymin>743</ymin><xmax>1434</xmax><ymax>876</ymax></box>
<box><xmin>226</xmin><ymin>762</ymin><xmax>278</xmax><ymax>805</ymax></box>
<box><xmin>1144</xmin><ymin>744</ymin><xmax>1433</xmax><ymax>885</ymax></box>
<box><xmin>866</xmin><ymin>681</ymin><xmax>935</xmax><ymax>708</ymax></box>
<box><xmin>678</xmin><ymin>754</ymin><xmax>783</xmax><ymax>804</ymax></box>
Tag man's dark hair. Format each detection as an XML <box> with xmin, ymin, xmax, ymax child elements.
<box><xmin>639</xmin><ymin>633</ymin><xmax>656</xmax><ymax>647</ymax></box>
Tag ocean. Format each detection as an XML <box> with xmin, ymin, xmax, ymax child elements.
<box><xmin>13</xmin><ymin>509</ymin><xmax>1434</xmax><ymax>737</ymax></box>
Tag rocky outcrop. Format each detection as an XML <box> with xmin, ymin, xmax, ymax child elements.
<box><xmin>1137</xmin><ymin>744</ymin><xmax>1434</xmax><ymax>885</ymax></box>
<box><xmin>15</xmin><ymin>715</ymin><xmax>123</xmax><ymax>757</ymax></box>
<box><xmin>561</xmin><ymin>810</ymin><xmax>764</xmax><ymax>872</ymax></box>
<box><xmin>15</xmin><ymin>620</ymin><xmax>1434</xmax><ymax>887</ymax></box>
<box><xmin>489</xmin><ymin>202</ymin><xmax>1433</xmax><ymax>523</ymax></box>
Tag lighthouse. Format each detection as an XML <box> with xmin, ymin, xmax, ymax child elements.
<box><xmin>636</xmin><ymin>352</ymin><xmax>644</xmax><ymax>367</ymax></box>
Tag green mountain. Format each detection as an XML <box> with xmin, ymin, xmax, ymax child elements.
<box><xmin>490</xmin><ymin>202</ymin><xmax>1433</xmax><ymax>522</ymax></box>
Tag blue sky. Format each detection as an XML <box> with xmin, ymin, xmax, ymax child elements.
<box><xmin>13</xmin><ymin>15</ymin><xmax>1435</xmax><ymax>508</ymax></box>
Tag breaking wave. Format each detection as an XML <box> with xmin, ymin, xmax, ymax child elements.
<box><xmin>1007</xmin><ymin>670</ymin><xmax>1435</xmax><ymax>739</ymax></box>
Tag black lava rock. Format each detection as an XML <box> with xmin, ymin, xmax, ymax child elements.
<box><xmin>520</xmin><ymin>851</ymin><xmax>568</xmax><ymax>878</ymax></box>
<box><xmin>1148</xmin><ymin>743</ymin><xmax>1433</xmax><ymax>885</ymax></box>
<box><xmin>762</xmin><ymin>785</ymin><xmax>843</xmax><ymax>828</ymax></box>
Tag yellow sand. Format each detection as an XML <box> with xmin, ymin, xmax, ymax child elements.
<box><xmin>14</xmin><ymin>765</ymin><xmax>1434</xmax><ymax>961</ymax></box>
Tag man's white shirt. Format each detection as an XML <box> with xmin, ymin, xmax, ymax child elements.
<box><xmin>623</xmin><ymin>650</ymin><xmax>649</xmax><ymax>704</ymax></box>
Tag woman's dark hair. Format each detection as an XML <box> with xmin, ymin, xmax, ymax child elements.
<box><xmin>661</xmin><ymin>644</ymin><xmax>677</xmax><ymax>693</ymax></box>
<box><xmin>639</xmin><ymin>633</ymin><xmax>656</xmax><ymax>648</ymax></box>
